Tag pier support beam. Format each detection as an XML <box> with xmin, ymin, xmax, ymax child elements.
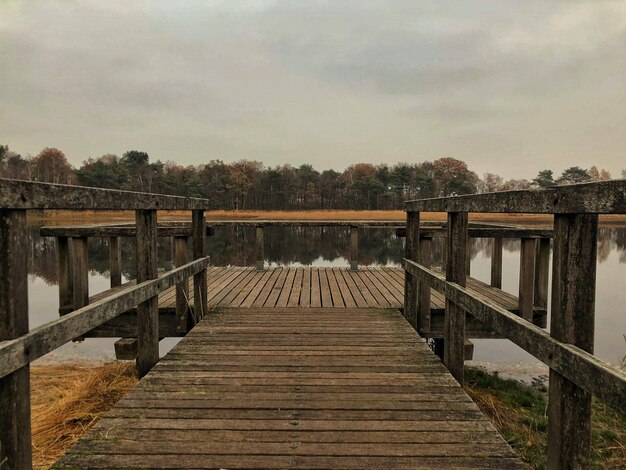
<box><xmin>444</xmin><ymin>211</ymin><xmax>467</xmax><ymax>385</ymax></box>
<box><xmin>403</xmin><ymin>212</ymin><xmax>420</xmax><ymax>328</ymax></box>
<box><xmin>256</xmin><ymin>225</ymin><xmax>264</xmax><ymax>271</ymax></box>
<box><xmin>136</xmin><ymin>209</ymin><xmax>159</xmax><ymax>378</ymax></box>
<box><xmin>72</xmin><ymin>236</ymin><xmax>89</xmax><ymax>310</ymax></box>
<box><xmin>534</xmin><ymin>238</ymin><xmax>550</xmax><ymax>312</ymax></box>
<box><xmin>109</xmin><ymin>236</ymin><xmax>121</xmax><ymax>288</ymax></box>
<box><xmin>349</xmin><ymin>226</ymin><xmax>359</xmax><ymax>271</ymax></box>
<box><xmin>547</xmin><ymin>214</ymin><xmax>598</xmax><ymax>469</ymax></box>
<box><xmin>57</xmin><ymin>236</ymin><xmax>73</xmax><ymax>310</ymax></box>
<box><xmin>490</xmin><ymin>238</ymin><xmax>502</xmax><ymax>288</ymax></box>
<box><xmin>0</xmin><ymin>209</ymin><xmax>32</xmax><ymax>470</ymax></box>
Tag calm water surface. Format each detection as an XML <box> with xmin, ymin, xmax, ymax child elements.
<box><xmin>27</xmin><ymin>222</ymin><xmax>626</xmax><ymax>378</ymax></box>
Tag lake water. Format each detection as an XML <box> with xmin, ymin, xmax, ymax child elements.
<box><xmin>27</xmin><ymin>222</ymin><xmax>626</xmax><ymax>379</ymax></box>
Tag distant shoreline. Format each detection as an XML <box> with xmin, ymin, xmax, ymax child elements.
<box><xmin>28</xmin><ymin>209</ymin><xmax>626</xmax><ymax>227</ymax></box>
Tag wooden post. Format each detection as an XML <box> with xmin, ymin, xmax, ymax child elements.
<box><xmin>175</xmin><ymin>236</ymin><xmax>190</xmax><ymax>332</ymax></box>
<box><xmin>72</xmin><ymin>237</ymin><xmax>89</xmax><ymax>309</ymax></box>
<box><xmin>444</xmin><ymin>211</ymin><xmax>468</xmax><ymax>385</ymax></box>
<box><xmin>534</xmin><ymin>237</ymin><xmax>550</xmax><ymax>310</ymax></box>
<box><xmin>417</xmin><ymin>236</ymin><xmax>432</xmax><ymax>333</ymax></box>
<box><xmin>465</xmin><ymin>238</ymin><xmax>471</xmax><ymax>276</ymax></box>
<box><xmin>349</xmin><ymin>225</ymin><xmax>359</xmax><ymax>271</ymax></box>
<box><xmin>192</xmin><ymin>210</ymin><xmax>208</xmax><ymax>321</ymax></box>
<box><xmin>136</xmin><ymin>209</ymin><xmax>159</xmax><ymax>378</ymax></box>
<box><xmin>490</xmin><ymin>238</ymin><xmax>502</xmax><ymax>288</ymax></box>
<box><xmin>256</xmin><ymin>225</ymin><xmax>264</xmax><ymax>271</ymax></box>
<box><xmin>518</xmin><ymin>238</ymin><xmax>536</xmax><ymax>321</ymax></box>
<box><xmin>547</xmin><ymin>214</ymin><xmax>598</xmax><ymax>469</ymax></box>
<box><xmin>0</xmin><ymin>209</ymin><xmax>32</xmax><ymax>469</ymax></box>
<box><xmin>403</xmin><ymin>212</ymin><xmax>420</xmax><ymax>328</ymax></box>
<box><xmin>57</xmin><ymin>236</ymin><xmax>73</xmax><ymax>309</ymax></box>
<box><xmin>109</xmin><ymin>236</ymin><xmax>121</xmax><ymax>288</ymax></box>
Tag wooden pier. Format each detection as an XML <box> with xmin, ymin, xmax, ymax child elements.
<box><xmin>56</xmin><ymin>307</ymin><xmax>524</xmax><ymax>469</ymax></box>
<box><xmin>1</xmin><ymin>178</ymin><xmax>625</xmax><ymax>470</ymax></box>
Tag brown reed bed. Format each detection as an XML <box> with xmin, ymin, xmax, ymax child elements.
<box><xmin>30</xmin><ymin>361</ymin><xmax>137</xmax><ymax>469</ymax></box>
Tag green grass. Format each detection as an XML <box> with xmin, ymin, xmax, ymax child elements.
<box><xmin>465</xmin><ymin>368</ymin><xmax>626</xmax><ymax>469</ymax></box>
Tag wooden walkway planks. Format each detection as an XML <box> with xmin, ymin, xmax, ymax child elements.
<box><xmin>56</xmin><ymin>308</ymin><xmax>524</xmax><ymax>469</ymax></box>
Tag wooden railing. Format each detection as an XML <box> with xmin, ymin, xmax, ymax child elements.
<box><xmin>0</xmin><ymin>179</ymin><xmax>211</xmax><ymax>469</ymax></box>
<box><xmin>402</xmin><ymin>179</ymin><xmax>626</xmax><ymax>469</ymax></box>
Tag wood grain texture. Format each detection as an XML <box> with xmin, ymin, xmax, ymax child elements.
<box><xmin>0</xmin><ymin>210</ymin><xmax>32</xmax><ymax>470</ymax></box>
<box><xmin>56</xmin><ymin>307</ymin><xmax>522</xmax><ymax>469</ymax></box>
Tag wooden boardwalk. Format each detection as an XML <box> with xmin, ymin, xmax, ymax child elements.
<box><xmin>86</xmin><ymin>267</ymin><xmax>546</xmax><ymax>339</ymax></box>
<box><xmin>56</xmin><ymin>307</ymin><xmax>524</xmax><ymax>469</ymax></box>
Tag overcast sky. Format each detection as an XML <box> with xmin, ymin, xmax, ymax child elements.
<box><xmin>1</xmin><ymin>1</ymin><xmax>625</xmax><ymax>179</ymax></box>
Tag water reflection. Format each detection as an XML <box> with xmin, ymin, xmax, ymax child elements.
<box><xmin>26</xmin><ymin>223</ymin><xmax>626</xmax><ymax>371</ymax></box>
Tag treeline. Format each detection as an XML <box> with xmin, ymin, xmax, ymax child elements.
<box><xmin>0</xmin><ymin>144</ymin><xmax>620</xmax><ymax>210</ymax></box>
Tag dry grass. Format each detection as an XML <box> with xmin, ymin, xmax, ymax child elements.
<box><xmin>30</xmin><ymin>362</ymin><xmax>137</xmax><ymax>469</ymax></box>
<box><xmin>28</xmin><ymin>209</ymin><xmax>626</xmax><ymax>227</ymax></box>
<box><xmin>466</xmin><ymin>368</ymin><xmax>626</xmax><ymax>469</ymax></box>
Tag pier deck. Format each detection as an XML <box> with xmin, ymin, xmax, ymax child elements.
<box><xmin>56</xmin><ymin>307</ymin><xmax>524</xmax><ymax>469</ymax></box>
<box><xmin>85</xmin><ymin>267</ymin><xmax>546</xmax><ymax>339</ymax></box>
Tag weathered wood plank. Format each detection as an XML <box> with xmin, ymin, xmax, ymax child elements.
<box><xmin>192</xmin><ymin>210</ymin><xmax>208</xmax><ymax>320</ymax></box>
<box><xmin>0</xmin><ymin>209</ymin><xmax>32</xmax><ymax>470</ymax></box>
<box><xmin>518</xmin><ymin>238</ymin><xmax>536</xmax><ymax>322</ymax></box>
<box><xmin>136</xmin><ymin>209</ymin><xmax>159</xmax><ymax>378</ymax></box>
<box><xmin>405</xmin><ymin>179</ymin><xmax>626</xmax><ymax>214</ymax></box>
<box><xmin>57</xmin><ymin>307</ymin><xmax>522</xmax><ymax>469</ymax></box>
<box><xmin>108</xmin><ymin>236</ymin><xmax>121</xmax><ymax>288</ymax></box>
<box><xmin>444</xmin><ymin>212</ymin><xmax>467</xmax><ymax>384</ymax></box>
<box><xmin>72</xmin><ymin>236</ymin><xmax>89</xmax><ymax>310</ymax></box>
<box><xmin>0</xmin><ymin>178</ymin><xmax>211</xmax><ymax>210</ymax></box>
<box><xmin>403</xmin><ymin>259</ymin><xmax>626</xmax><ymax>414</ymax></box>
<box><xmin>0</xmin><ymin>258</ymin><xmax>208</xmax><ymax>379</ymax></box>
<box><xmin>57</xmin><ymin>236</ymin><xmax>73</xmax><ymax>309</ymax></box>
<box><xmin>403</xmin><ymin>211</ymin><xmax>419</xmax><ymax>326</ymax></box>
<box><xmin>547</xmin><ymin>214</ymin><xmax>598</xmax><ymax>469</ymax></box>
<box><xmin>490</xmin><ymin>238</ymin><xmax>502</xmax><ymax>288</ymax></box>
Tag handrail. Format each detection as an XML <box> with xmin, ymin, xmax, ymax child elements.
<box><xmin>405</xmin><ymin>178</ymin><xmax>626</xmax><ymax>214</ymax></box>
<box><xmin>0</xmin><ymin>257</ymin><xmax>208</xmax><ymax>379</ymax></box>
<box><xmin>404</xmin><ymin>259</ymin><xmax>626</xmax><ymax>413</ymax></box>
<box><xmin>0</xmin><ymin>179</ymin><xmax>212</xmax><ymax>469</ymax></box>
<box><xmin>0</xmin><ymin>178</ymin><xmax>211</xmax><ymax>210</ymax></box>
<box><xmin>402</xmin><ymin>178</ymin><xmax>626</xmax><ymax>469</ymax></box>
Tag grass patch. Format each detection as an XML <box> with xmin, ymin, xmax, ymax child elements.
<box><xmin>465</xmin><ymin>367</ymin><xmax>626</xmax><ymax>469</ymax></box>
<box><xmin>31</xmin><ymin>362</ymin><xmax>137</xmax><ymax>469</ymax></box>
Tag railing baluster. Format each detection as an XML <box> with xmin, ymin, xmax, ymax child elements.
<box><xmin>136</xmin><ymin>209</ymin><xmax>159</xmax><ymax>378</ymax></box>
<box><xmin>547</xmin><ymin>213</ymin><xmax>598</xmax><ymax>469</ymax></box>
<box><xmin>444</xmin><ymin>211</ymin><xmax>468</xmax><ymax>384</ymax></box>
<box><xmin>0</xmin><ymin>209</ymin><xmax>32</xmax><ymax>470</ymax></box>
<box><xmin>192</xmin><ymin>210</ymin><xmax>208</xmax><ymax>321</ymax></box>
<box><xmin>518</xmin><ymin>238</ymin><xmax>536</xmax><ymax>321</ymax></box>
<box><xmin>417</xmin><ymin>236</ymin><xmax>432</xmax><ymax>333</ymax></box>
<box><xmin>403</xmin><ymin>211</ymin><xmax>420</xmax><ymax>328</ymax></box>
<box><xmin>175</xmin><ymin>236</ymin><xmax>190</xmax><ymax>332</ymax></box>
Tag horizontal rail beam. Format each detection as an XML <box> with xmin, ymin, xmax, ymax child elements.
<box><xmin>0</xmin><ymin>257</ymin><xmax>209</xmax><ymax>379</ymax></box>
<box><xmin>0</xmin><ymin>179</ymin><xmax>211</xmax><ymax>210</ymax></box>
<box><xmin>395</xmin><ymin>227</ymin><xmax>553</xmax><ymax>238</ymax></box>
<box><xmin>40</xmin><ymin>224</ymin><xmax>215</xmax><ymax>238</ymax></box>
<box><xmin>403</xmin><ymin>258</ymin><xmax>626</xmax><ymax>413</ymax></box>
<box><xmin>405</xmin><ymin>180</ymin><xmax>626</xmax><ymax>214</ymax></box>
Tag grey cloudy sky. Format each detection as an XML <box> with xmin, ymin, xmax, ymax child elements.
<box><xmin>1</xmin><ymin>0</ymin><xmax>625</xmax><ymax>179</ymax></box>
